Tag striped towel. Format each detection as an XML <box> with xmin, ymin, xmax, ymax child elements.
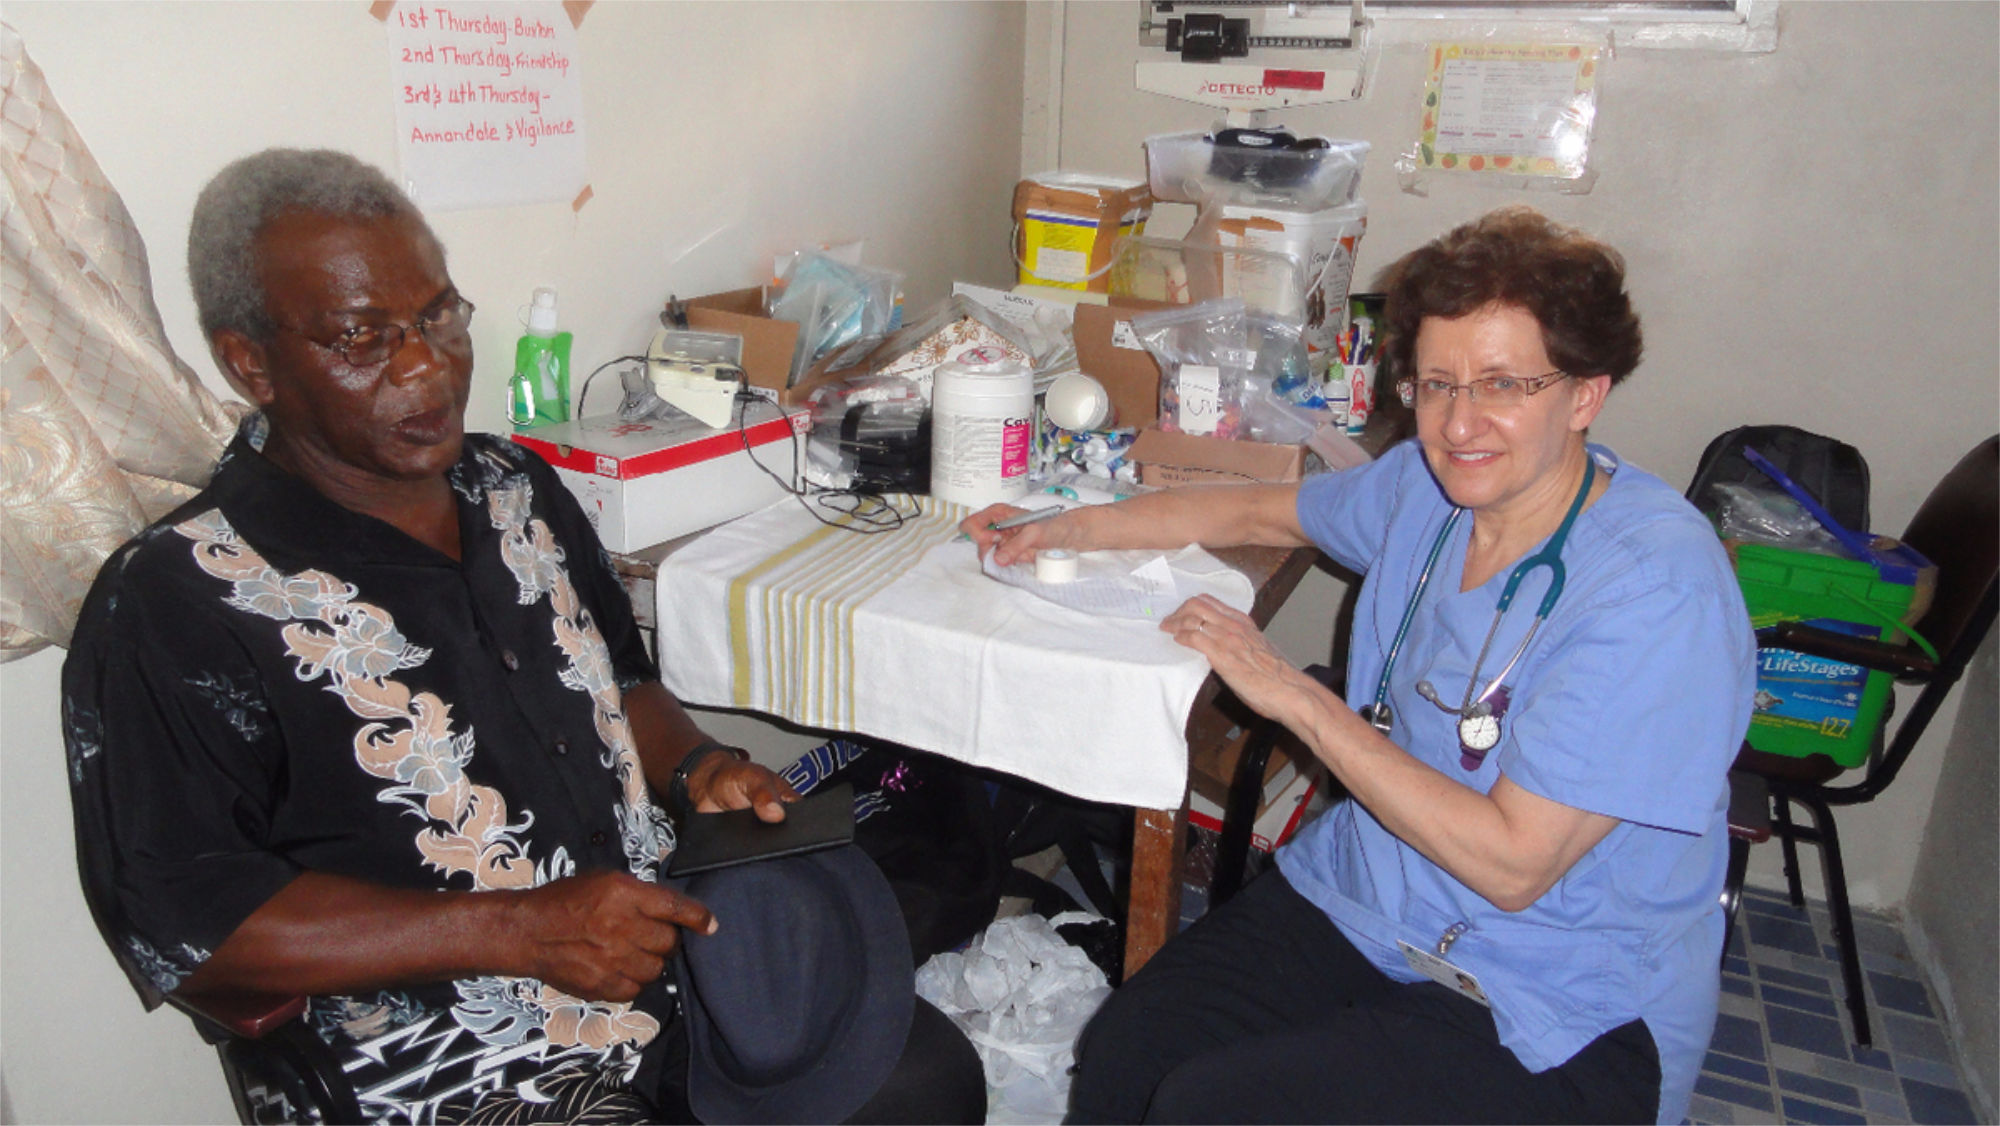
<box><xmin>655</xmin><ymin>497</ymin><xmax>1250</xmax><ymax>809</ymax></box>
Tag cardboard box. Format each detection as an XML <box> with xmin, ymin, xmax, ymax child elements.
<box><xmin>1186</xmin><ymin>727</ymin><xmax>1320</xmax><ymax>854</ymax></box>
<box><xmin>682</xmin><ymin>288</ymin><xmax>881</xmax><ymax>407</ymax></box>
<box><xmin>1127</xmin><ymin>426</ymin><xmax>1307</xmax><ymax>487</ymax></box>
<box><xmin>683</xmin><ymin>288</ymin><xmax>798</xmax><ymax>396</ymax></box>
<box><xmin>1012</xmin><ymin>174</ymin><xmax>1152</xmax><ymax>293</ymax></box>
<box><xmin>509</xmin><ymin>399</ymin><xmax>803</xmax><ymax>552</ymax></box>
<box><xmin>1072</xmin><ymin>299</ymin><xmax>1171</xmax><ymax>429</ymax></box>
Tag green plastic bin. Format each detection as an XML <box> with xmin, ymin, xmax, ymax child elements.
<box><xmin>1731</xmin><ymin>541</ymin><xmax>1921</xmax><ymax>768</ymax></box>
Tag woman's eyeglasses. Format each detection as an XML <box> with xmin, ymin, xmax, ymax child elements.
<box><xmin>1397</xmin><ymin>370</ymin><xmax>1572</xmax><ymax>411</ymax></box>
<box><xmin>276</xmin><ymin>295</ymin><xmax>476</xmax><ymax>368</ymax></box>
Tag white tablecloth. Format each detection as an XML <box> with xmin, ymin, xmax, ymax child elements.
<box><xmin>654</xmin><ymin>497</ymin><xmax>1249</xmax><ymax>809</ymax></box>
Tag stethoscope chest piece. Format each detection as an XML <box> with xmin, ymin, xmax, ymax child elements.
<box><xmin>1455</xmin><ymin>685</ymin><xmax>1511</xmax><ymax>769</ymax></box>
<box><xmin>1377</xmin><ymin>457</ymin><xmax>1597</xmax><ymax>772</ymax></box>
<box><xmin>1360</xmin><ymin>702</ymin><xmax>1395</xmax><ymax>737</ymax></box>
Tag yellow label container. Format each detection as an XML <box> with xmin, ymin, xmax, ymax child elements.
<box><xmin>1013</xmin><ymin>173</ymin><xmax>1152</xmax><ymax>293</ymax></box>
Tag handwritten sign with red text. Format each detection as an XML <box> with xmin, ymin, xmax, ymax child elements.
<box><xmin>387</xmin><ymin>2</ymin><xmax>586</xmax><ymax>211</ymax></box>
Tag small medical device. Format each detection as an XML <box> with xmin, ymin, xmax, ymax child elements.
<box><xmin>646</xmin><ymin>328</ymin><xmax>745</xmax><ymax>429</ymax></box>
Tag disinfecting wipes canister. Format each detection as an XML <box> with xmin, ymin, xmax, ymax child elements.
<box><xmin>930</xmin><ymin>359</ymin><xmax>1034</xmax><ymax>509</ymax></box>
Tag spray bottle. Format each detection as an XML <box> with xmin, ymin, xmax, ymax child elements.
<box><xmin>509</xmin><ymin>288</ymin><xmax>572</xmax><ymax>427</ymax></box>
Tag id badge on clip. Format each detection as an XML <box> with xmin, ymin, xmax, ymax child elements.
<box><xmin>1398</xmin><ymin>939</ymin><xmax>1490</xmax><ymax>1007</ymax></box>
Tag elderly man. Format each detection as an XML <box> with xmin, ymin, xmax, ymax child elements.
<box><xmin>62</xmin><ymin>149</ymin><xmax>982</xmax><ymax>1124</ymax></box>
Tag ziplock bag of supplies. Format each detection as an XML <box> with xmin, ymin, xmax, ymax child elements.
<box><xmin>916</xmin><ymin>912</ymin><xmax>1113</xmax><ymax>1123</ymax></box>
<box><xmin>1711</xmin><ymin>482</ymin><xmax>1847</xmax><ymax>557</ymax></box>
<box><xmin>767</xmin><ymin>250</ymin><xmax>904</xmax><ymax>386</ymax></box>
<box><xmin>1238</xmin><ymin>311</ymin><xmax>1330</xmax><ymax>446</ymax></box>
<box><xmin>1130</xmin><ymin>298</ymin><xmax>1251</xmax><ymax>439</ymax></box>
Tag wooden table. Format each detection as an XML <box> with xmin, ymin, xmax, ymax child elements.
<box><xmin>612</xmin><ymin>529</ymin><xmax>1321</xmax><ymax>980</ymax></box>
<box><xmin>1122</xmin><ymin>541</ymin><xmax>1319</xmax><ymax>978</ymax></box>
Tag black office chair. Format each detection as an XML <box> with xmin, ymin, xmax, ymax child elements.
<box><xmin>1211</xmin><ymin>663</ymin><xmax>1341</xmax><ymax>907</ymax></box>
<box><xmin>168</xmin><ymin>989</ymin><xmax>359</xmax><ymax>1124</ymax></box>
<box><xmin>1721</xmin><ymin>435</ymin><xmax>1999</xmax><ymax>1048</ymax></box>
<box><xmin>1683</xmin><ymin>425</ymin><xmax>1874</xmax><ymax>948</ymax></box>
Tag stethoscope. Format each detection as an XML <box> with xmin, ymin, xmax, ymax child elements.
<box><xmin>1357</xmin><ymin>456</ymin><xmax>1596</xmax><ymax>771</ymax></box>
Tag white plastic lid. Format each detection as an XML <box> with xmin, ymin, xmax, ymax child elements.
<box><xmin>936</xmin><ymin>357</ymin><xmax>1031</xmax><ymax>378</ymax></box>
<box><xmin>526</xmin><ymin>287</ymin><xmax>559</xmax><ymax>336</ymax></box>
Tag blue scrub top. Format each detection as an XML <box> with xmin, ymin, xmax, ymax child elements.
<box><xmin>1279</xmin><ymin>439</ymin><xmax>1755</xmax><ymax>1126</ymax></box>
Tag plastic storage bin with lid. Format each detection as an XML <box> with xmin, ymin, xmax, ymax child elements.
<box><xmin>1145</xmin><ymin>128</ymin><xmax>1370</xmax><ymax>374</ymax></box>
<box><xmin>1732</xmin><ymin>536</ymin><xmax>1936</xmax><ymax>769</ymax></box>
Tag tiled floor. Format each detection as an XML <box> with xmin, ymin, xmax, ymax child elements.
<box><xmin>1040</xmin><ymin>847</ymin><xmax>1986</xmax><ymax>1125</ymax></box>
<box><xmin>1690</xmin><ymin>885</ymin><xmax>1982</xmax><ymax>1125</ymax></box>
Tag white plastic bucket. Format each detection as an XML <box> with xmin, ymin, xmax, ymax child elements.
<box><xmin>931</xmin><ymin>360</ymin><xmax>1035</xmax><ymax>509</ymax></box>
<box><xmin>1215</xmin><ymin>199</ymin><xmax>1368</xmax><ymax>373</ymax></box>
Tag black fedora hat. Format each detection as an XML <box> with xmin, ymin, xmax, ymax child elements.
<box><xmin>674</xmin><ymin>845</ymin><xmax>914</xmax><ymax>1125</ymax></box>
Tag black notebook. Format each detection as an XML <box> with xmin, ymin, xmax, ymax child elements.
<box><xmin>666</xmin><ymin>783</ymin><xmax>855</xmax><ymax>877</ymax></box>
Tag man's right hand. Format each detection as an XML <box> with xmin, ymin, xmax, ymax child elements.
<box><xmin>509</xmin><ymin>870</ymin><xmax>714</xmax><ymax>1002</ymax></box>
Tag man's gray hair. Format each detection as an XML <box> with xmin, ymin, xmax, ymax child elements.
<box><xmin>187</xmin><ymin>149</ymin><xmax>437</xmax><ymax>345</ymax></box>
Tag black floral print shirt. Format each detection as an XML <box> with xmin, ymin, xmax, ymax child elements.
<box><xmin>64</xmin><ymin>417</ymin><xmax>678</xmax><ymax>1122</ymax></box>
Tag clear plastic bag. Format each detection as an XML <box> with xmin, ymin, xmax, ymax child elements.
<box><xmin>1239</xmin><ymin>312</ymin><xmax>1329</xmax><ymax>444</ymax></box>
<box><xmin>767</xmin><ymin>250</ymin><xmax>904</xmax><ymax>386</ymax></box>
<box><xmin>1130</xmin><ymin>298</ymin><xmax>1251</xmax><ymax>439</ymax></box>
<box><xmin>1713</xmin><ymin>482</ymin><xmax>1847</xmax><ymax>556</ymax></box>
<box><xmin>917</xmin><ymin>913</ymin><xmax>1112</xmax><ymax>1123</ymax></box>
<box><xmin>1394</xmin><ymin>37</ymin><xmax>1610</xmax><ymax>197</ymax></box>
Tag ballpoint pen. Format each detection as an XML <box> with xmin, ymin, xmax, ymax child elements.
<box><xmin>987</xmin><ymin>505</ymin><xmax>1066</xmax><ymax>531</ymax></box>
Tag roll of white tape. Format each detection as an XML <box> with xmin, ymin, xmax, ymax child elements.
<box><xmin>1036</xmin><ymin>549</ymin><xmax>1079</xmax><ymax>584</ymax></box>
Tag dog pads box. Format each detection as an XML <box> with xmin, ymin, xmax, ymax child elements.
<box><xmin>1128</xmin><ymin>427</ymin><xmax>1306</xmax><ymax>487</ymax></box>
<box><xmin>509</xmin><ymin>400</ymin><xmax>801</xmax><ymax>553</ymax></box>
<box><xmin>1731</xmin><ymin>540</ymin><xmax>1924</xmax><ymax>769</ymax></box>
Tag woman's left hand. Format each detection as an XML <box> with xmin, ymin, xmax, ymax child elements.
<box><xmin>1162</xmin><ymin>594</ymin><xmax>1317</xmax><ymax>725</ymax></box>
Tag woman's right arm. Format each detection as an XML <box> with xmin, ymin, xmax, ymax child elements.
<box><xmin>962</xmin><ymin>481</ymin><xmax>1310</xmax><ymax>566</ymax></box>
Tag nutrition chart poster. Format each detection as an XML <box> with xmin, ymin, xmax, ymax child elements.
<box><xmin>1415</xmin><ymin>43</ymin><xmax>1601</xmax><ymax>182</ymax></box>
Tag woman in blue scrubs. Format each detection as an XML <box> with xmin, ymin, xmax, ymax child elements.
<box><xmin>963</xmin><ymin>206</ymin><xmax>1756</xmax><ymax>1125</ymax></box>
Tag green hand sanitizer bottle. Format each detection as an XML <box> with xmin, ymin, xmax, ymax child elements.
<box><xmin>509</xmin><ymin>288</ymin><xmax>572</xmax><ymax>428</ymax></box>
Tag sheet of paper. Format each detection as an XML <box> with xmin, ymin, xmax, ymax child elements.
<box><xmin>981</xmin><ymin>548</ymin><xmax>1251</xmax><ymax>621</ymax></box>
<box><xmin>386</xmin><ymin>1</ymin><xmax>587</xmax><ymax>211</ymax></box>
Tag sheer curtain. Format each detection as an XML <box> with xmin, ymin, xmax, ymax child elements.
<box><xmin>1</xmin><ymin>25</ymin><xmax>244</xmax><ymax>659</ymax></box>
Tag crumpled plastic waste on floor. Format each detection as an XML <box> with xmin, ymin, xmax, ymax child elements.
<box><xmin>916</xmin><ymin>911</ymin><xmax>1113</xmax><ymax>1124</ymax></box>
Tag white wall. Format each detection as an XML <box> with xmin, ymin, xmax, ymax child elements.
<box><xmin>3</xmin><ymin>2</ymin><xmax>1996</xmax><ymax>1119</ymax></box>
<box><xmin>1045</xmin><ymin>0</ymin><xmax>1999</xmax><ymax>907</ymax></box>
<box><xmin>1907</xmin><ymin>630</ymin><xmax>1998</xmax><ymax>1121</ymax></box>
<box><xmin>0</xmin><ymin>3</ymin><xmax>1025</xmax><ymax>1121</ymax></box>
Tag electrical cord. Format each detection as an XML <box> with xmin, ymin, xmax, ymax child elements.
<box><xmin>577</xmin><ymin>348</ymin><xmax>920</xmax><ymax>535</ymax></box>
<box><xmin>573</xmin><ymin>353</ymin><xmax>653</xmax><ymax>420</ymax></box>
<box><xmin>731</xmin><ymin>389</ymin><xmax>921</xmax><ymax>534</ymax></box>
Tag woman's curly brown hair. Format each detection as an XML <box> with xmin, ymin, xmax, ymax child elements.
<box><xmin>1377</xmin><ymin>206</ymin><xmax>1642</xmax><ymax>387</ymax></box>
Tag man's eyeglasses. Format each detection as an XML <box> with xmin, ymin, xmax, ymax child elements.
<box><xmin>1397</xmin><ymin>370</ymin><xmax>1572</xmax><ymax>412</ymax></box>
<box><xmin>275</xmin><ymin>295</ymin><xmax>476</xmax><ymax>368</ymax></box>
